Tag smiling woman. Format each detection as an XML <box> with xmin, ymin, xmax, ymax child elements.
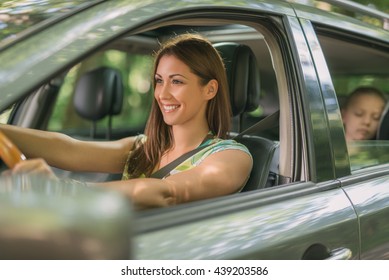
<box><xmin>126</xmin><ymin>33</ymin><xmax>236</xmax><ymax>179</ymax></box>
<box><xmin>0</xmin><ymin>33</ymin><xmax>253</xmax><ymax>210</ymax></box>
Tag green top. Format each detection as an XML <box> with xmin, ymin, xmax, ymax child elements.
<box><xmin>122</xmin><ymin>135</ymin><xmax>252</xmax><ymax>180</ymax></box>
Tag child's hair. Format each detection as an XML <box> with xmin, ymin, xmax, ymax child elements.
<box><xmin>343</xmin><ymin>86</ymin><xmax>386</xmax><ymax>109</ymax></box>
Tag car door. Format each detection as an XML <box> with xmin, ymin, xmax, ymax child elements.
<box><xmin>135</xmin><ymin>182</ymin><xmax>357</xmax><ymax>259</ymax></box>
<box><xmin>297</xmin><ymin>5</ymin><xmax>389</xmax><ymax>259</ymax></box>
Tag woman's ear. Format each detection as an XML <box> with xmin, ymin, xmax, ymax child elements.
<box><xmin>204</xmin><ymin>79</ymin><xmax>218</xmax><ymax>100</ymax></box>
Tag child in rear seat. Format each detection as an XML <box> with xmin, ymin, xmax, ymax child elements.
<box><xmin>341</xmin><ymin>86</ymin><xmax>386</xmax><ymax>141</ymax></box>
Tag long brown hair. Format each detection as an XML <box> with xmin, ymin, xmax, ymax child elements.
<box><xmin>126</xmin><ymin>33</ymin><xmax>231</xmax><ymax>178</ymax></box>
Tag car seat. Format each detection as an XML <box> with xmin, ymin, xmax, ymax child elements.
<box><xmin>214</xmin><ymin>42</ymin><xmax>280</xmax><ymax>191</ymax></box>
<box><xmin>73</xmin><ymin>66</ymin><xmax>124</xmax><ymax>139</ymax></box>
<box><xmin>52</xmin><ymin>67</ymin><xmax>124</xmax><ymax>182</ymax></box>
<box><xmin>213</xmin><ymin>42</ymin><xmax>260</xmax><ymax>133</ymax></box>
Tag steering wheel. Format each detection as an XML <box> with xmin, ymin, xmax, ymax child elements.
<box><xmin>0</xmin><ymin>131</ymin><xmax>26</xmax><ymax>169</ymax></box>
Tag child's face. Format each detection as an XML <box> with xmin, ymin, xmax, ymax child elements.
<box><xmin>342</xmin><ymin>94</ymin><xmax>385</xmax><ymax>140</ymax></box>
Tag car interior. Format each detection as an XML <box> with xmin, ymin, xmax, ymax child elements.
<box><xmin>0</xmin><ymin>20</ymin><xmax>287</xmax><ymax>192</ymax></box>
<box><xmin>1</xmin><ymin>15</ymin><xmax>389</xmax><ymax>203</ymax></box>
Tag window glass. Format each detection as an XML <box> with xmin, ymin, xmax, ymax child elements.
<box><xmin>318</xmin><ymin>34</ymin><xmax>389</xmax><ymax>171</ymax></box>
<box><xmin>47</xmin><ymin>50</ymin><xmax>154</xmax><ymax>139</ymax></box>
<box><xmin>348</xmin><ymin>140</ymin><xmax>389</xmax><ymax>171</ymax></box>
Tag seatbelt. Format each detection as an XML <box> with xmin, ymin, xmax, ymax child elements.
<box><xmin>150</xmin><ymin>111</ymin><xmax>280</xmax><ymax>179</ymax></box>
<box><xmin>150</xmin><ymin>135</ymin><xmax>213</xmax><ymax>179</ymax></box>
<box><xmin>232</xmin><ymin>110</ymin><xmax>284</xmax><ymax>187</ymax></box>
<box><xmin>233</xmin><ymin>110</ymin><xmax>279</xmax><ymax>140</ymax></box>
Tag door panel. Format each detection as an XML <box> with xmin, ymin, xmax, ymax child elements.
<box><xmin>135</xmin><ymin>184</ymin><xmax>358</xmax><ymax>259</ymax></box>
<box><xmin>342</xmin><ymin>171</ymin><xmax>389</xmax><ymax>259</ymax></box>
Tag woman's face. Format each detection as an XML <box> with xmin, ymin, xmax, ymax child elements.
<box><xmin>342</xmin><ymin>94</ymin><xmax>385</xmax><ymax>140</ymax></box>
<box><xmin>154</xmin><ymin>55</ymin><xmax>216</xmax><ymax>127</ymax></box>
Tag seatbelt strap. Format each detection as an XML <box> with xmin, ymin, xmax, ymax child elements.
<box><xmin>150</xmin><ymin>111</ymin><xmax>280</xmax><ymax>179</ymax></box>
<box><xmin>150</xmin><ymin>135</ymin><xmax>213</xmax><ymax>179</ymax></box>
<box><xmin>233</xmin><ymin>110</ymin><xmax>282</xmax><ymax>187</ymax></box>
<box><xmin>233</xmin><ymin>110</ymin><xmax>280</xmax><ymax>140</ymax></box>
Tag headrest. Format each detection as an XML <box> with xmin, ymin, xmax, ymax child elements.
<box><xmin>73</xmin><ymin>67</ymin><xmax>123</xmax><ymax>121</ymax></box>
<box><xmin>377</xmin><ymin>102</ymin><xmax>389</xmax><ymax>140</ymax></box>
<box><xmin>214</xmin><ymin>43</ymin><xmax>260</xmax><ymax>117</ymax></box>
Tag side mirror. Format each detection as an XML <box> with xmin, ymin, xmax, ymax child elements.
<box><xmin>0</xmin><ymin>175</ymin><xmax>132</xmax><ymax>259</ymax></box>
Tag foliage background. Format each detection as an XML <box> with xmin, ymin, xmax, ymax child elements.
<box><xmin>352</xmin><ymin>0</ymin><xmax>389</xmax><ymax>11</ymax></box>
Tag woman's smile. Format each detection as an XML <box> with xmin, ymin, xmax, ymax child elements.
<box><xmin>162</xmin><ymin>104</ymin><xmax>181</xmax><ymax>113</ymax></box>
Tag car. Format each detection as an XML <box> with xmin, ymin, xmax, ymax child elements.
<box><xmin>0</xmin><ymin>0</ymin><xmax>389</xmax><ymax>260</ymax></box>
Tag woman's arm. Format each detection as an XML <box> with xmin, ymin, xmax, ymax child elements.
<box><xmin>95</xmin><ymin>149</ymin><xmax>252</xmax><ymax>209</ymax></box>
<box><xmin>0</xmin><ymin>124</ymin><xmax>135</xmax><ymax>173</ymax></box>
<box><xmin>8</xmin><ymin>139</ymin><xmax>252</xmax><ymax>209</ymax></box>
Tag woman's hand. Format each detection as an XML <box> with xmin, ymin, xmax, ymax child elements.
<box><xmin>12</xmin><ymin>158</ymin><xmax>58</xmax><ymax>180</ymax></box>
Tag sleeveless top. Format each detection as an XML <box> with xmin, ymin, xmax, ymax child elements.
<box><xmin>122</xmin><ymin>134</ymin><xmax>252</xmax><ymax>180</ymax></box>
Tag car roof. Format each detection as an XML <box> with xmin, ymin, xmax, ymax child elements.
<box><xmin>1</xmin><ymin>0</ymin><xmax>387</xmax><ymax>49</ymax></box>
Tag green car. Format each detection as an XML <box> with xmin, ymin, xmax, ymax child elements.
<box><xmin>0</xmin><ymin>0</ymin><xmax>389</xmax><ymax>260</ymax></box>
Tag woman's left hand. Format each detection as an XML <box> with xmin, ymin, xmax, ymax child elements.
<box><xmin>11</xmin><ymin>158</ymin><xmax>57</xmax><ymax>180</ymax></box>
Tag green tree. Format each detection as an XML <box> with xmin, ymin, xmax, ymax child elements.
<box><xmin>351</xmin><ymin>0</ymin><xmax>389</xmax><ymax>12</ymax></box>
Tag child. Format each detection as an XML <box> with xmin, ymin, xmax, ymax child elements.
<box><xmin>341</xmin><ymin>86</ymin><xmax>386</xmax><ymax>141</ymax></box>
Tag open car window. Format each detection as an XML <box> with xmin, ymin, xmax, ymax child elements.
<box><xmin>43</xmin><ymin>23</ymin><xmax>282</xmax><ymax>142</ymax></box>
<box><xmin>3</xmin><ymin>16</ymin><xmax>292</xmax><ymax>204</ymax></box>
<box><xmin>317</xmin><ymin>33</ymin><xmax>389</xmax><ymax>172</ymax></box>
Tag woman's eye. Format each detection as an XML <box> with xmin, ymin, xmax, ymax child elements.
<box><xmin>155</xmin><ymin>78</ymin><xmax>163</xmax><ymax>84</ymax></box>
<box><xmin>172</xmin><ymin>79</ymin><xmax>183</xmax><ymax>84</ymax></box>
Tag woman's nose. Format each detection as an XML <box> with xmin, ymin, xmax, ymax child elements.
<box><xmin>156</xmin><ymin>83</ymin><xmax>171</xmax><ymax>99</ymax></box>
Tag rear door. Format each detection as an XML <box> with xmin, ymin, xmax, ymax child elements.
<box><xmin>297</xmin><ymin>3</ymin><xmax>389</xmax><ymax>259</ymax></box>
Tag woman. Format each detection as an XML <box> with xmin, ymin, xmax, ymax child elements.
<box><xmin>0</xmin><ymin>34</ymin><xmax>252</xmax><ymax>209</ymax></box>
<box><xmin>341</xmin><ymin>86</ymin><xmax>386</xmax><ymax>141</ymax></box>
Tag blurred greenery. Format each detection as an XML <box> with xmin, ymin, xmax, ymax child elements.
<box><xmin>0</xmin><ymin>0</ymin><xmax>98</xmax><ymax>42</ymax></box>
<box><xmin>333</xmin><ymin>76</ymin><xmax>389</xmax><ymax>98</ymax></box>
<box><xmin>351</xmin><ymin>0</ymin><xmax>389</xmax><ymax>12</ymax></box>
<box><xmin>291</xmin><ymin>0</ymin><xmax>389</xmax><ymax>11</ymax></box>
<box><xmin>288</xmin><ymin>0</ymin><xmax>389</xmax><ymax>29</ymax></box>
